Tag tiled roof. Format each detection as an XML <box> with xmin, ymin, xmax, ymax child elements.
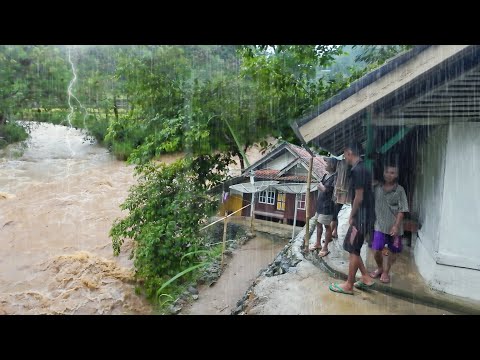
<box><xmin>239</xmin><ymin>141</ymin><xmax>328</xmax><ymax>183</ymax></box>
<box><xmin>286</xmin><ymin>143</ymin><xmax>327</xmax><ymax>180</ymax></box>
<box><xmin>253</xmin><ymin>169</ymin><xmax>281</xmax><ymax>180</ymax></box>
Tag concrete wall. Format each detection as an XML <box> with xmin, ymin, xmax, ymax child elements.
<box><xmin>414</xmin><ymin>123</ymin><xmax>480</xmax><ymax>300</ymax></box>
<box><xmin>412</xmin><ymin>125</ymin><xmax>448</xmax><ymax>258</ymax></box>
<box><xmin>438</xmin><ymin>123</ymin><xmax>480</xmax><ymax>268</ymax></box>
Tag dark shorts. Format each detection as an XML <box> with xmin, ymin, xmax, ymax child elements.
<box><xmin>343</xmin><ymin>221</ymin><xmax>372</xmax><ymax>256</ymax></box>
<box><xmin>371</xmin><ymin>231</ymin><xmax>403</xmax><ymax>253</ymax></box>
<box><xmin>332</xmin><ymin>203</ymin><xmax>343</xmax><ymax>222</ymax></box>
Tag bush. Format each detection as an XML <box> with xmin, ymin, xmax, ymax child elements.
<box><xmin>104</xmin><ymin>117</ymin><xmax>149</xmax><ymax>160</ymax></box>
<box><xmin>84</xmin><ymin>116</ymin><xmax>110</xmax><ymax>144</ymax></box>
<box><xmin>0</xmin><ymin>121</ymin><xmax>28</xmax><ymax>147</ymax></box>
<box><xmin>110</xmin><ymin>158</ymin><xmax>219</xmax><ymax>303</ymax></box>
<box><xmin>111</xmin><ymin>141</ymin><xmax>136</xmax><ymax>161</ymax></box>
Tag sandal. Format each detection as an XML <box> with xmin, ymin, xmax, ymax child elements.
<box><xmin>329</xmin><ymin>283</ymin><xmax>353</xmax><ymax>295</ymax></box>
<box><xmin>369</xmin><ymin>269</ymin><xmax>382</xmax><ymax>278</ymax></box>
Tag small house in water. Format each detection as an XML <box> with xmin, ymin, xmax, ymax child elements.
<box><xmin>293</xmin><ymin>45</ymin><xmax>480</xmax><ymax>301</ymax></box>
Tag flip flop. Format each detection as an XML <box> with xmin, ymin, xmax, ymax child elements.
<box><xmin>318</xmin><ymin>250</ymin><xmax>330</xmax><ymax>258</ymax></box>
<box><xmin>329</xmin><ymin>283</ymin><xmax>353</xmax><ymax>295</ymax></box>
<box><xmin>309</xmin><ymin>244</ymin><xmax>321</xmax><ymax>251</ymax></box>
<box><xmin>354</xmin><ymin>280</ymin><xmax>375</xmax><ymax>290</ymax></box>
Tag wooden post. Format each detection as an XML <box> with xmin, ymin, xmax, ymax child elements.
<box><xmin>304</xmin><ymin>157</ymin><xmax>314</xmax><ymax>249</ymax></box>
<box><xmin>221</xmin><ymin>211</ymin><xmax>228</xmax><ymax>268</ymax></box>
<box><xmin>365</xmin><ymin>111</ymin><xmax>374</xmax><ymax>172</ymax></box>
<box><xmin>250</xmin><ymin>192</ymin><xmax>255</xmax><ymax>232</ymax></box>
<box><xmin>292</xmin><ymin>193</ymin><xmax>298</xmax><ymax>241</ymax></box>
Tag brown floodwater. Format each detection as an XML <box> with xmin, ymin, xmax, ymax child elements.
<box><xmin>0</xmin><ymin>122</ymin><xmax>152</xmax><ymax>314</ymax></box>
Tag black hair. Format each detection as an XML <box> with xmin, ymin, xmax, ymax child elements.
<box><xmin>384</xmin><ymin>163</ymin><xmax>399</xmax><ymax>172</ymax></box>
<box><xmin>324</xmin><ymin>157</ymin><xmax>338</xmax><ymax>171</ymax></box>
<box><xmin>344</xmin><ymin>141</ymin><xmax>363</xmax><ymax>156</ymax></box>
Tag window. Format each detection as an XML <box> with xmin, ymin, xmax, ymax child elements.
<box><xmin>276</xmin><ymin>192</ymin><xmax>286</xmax><ymax>211</ymax></box>
<box><xmin>297</xmin><ymin>193</ymin><xmax>306</xmax><ymax>210</ymax></box>
<box><xmin>259</xmin><ymin>190</ymin><xmax>275</xmax><ymax>205</ymax></box>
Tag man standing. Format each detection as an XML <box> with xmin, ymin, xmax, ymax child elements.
<box><xmin>369</xmin><ymin>164</ymin><xmax>409</xmax><ymax>283</ymax></box>
<box><xmin>329</xmin><ymin>142</ymin><xmax>375</xmax><ymax>295</ymax></box>
<box><xmin>310</xmin><ymin>157</ymin><xmax>338</xmax><ymax>257</ymax></box>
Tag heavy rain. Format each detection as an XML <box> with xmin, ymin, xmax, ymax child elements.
<box><xmin>0</xmin><ymin>45</ymin><xmax>478</xmax><ymax>315</ymax></box>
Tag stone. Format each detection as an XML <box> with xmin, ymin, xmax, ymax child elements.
<box><xmin>175</xmin><ymin>298</ymin><xmax>187</xmax><ymax>306</ymax></box>
<box><xmin>169</xmin><ymin>305</ymin><xmax>182</xmax><ymax>314</ymax></box>
<box><xmin>187</xmin><ymin>286</ymin><xmax>199</xmax><ymax>295</ymax></box>
<box><xmin>280</xmin><ymin>260</ymin><xmax>291</xmax><ymax>272</ymax></box>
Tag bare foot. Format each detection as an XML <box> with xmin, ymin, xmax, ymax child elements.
<box><xmin>369</xmin><ymin>268</ymin><xmax>383</xmax><ymax>278</ymax></box>
<box><xmin>360</xmin><ymin>275</ymin><xmax>375</xmax><ymax>286</ymax></box>
<box><xmin>380</xmin><ymin>273</ymin><xmax>390</xmax><ymax>283</ymax></box>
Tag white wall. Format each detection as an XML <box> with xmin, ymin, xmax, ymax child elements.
<box><xmin>266</xmin><ymin>151</ymin><xmax>296</xmax><ymax>170</ymax></box>
<box><xmin>284</xmin><ymin>164</ymin><xmax>309</xmax><ymax>177</ymax></box>
<box><xmin>437</xmin><ymin>122</ymin><xmax>480</xmax><ymax>269</ymax></box>
<box><xmin>412</xmin><ymin>126</ymin><xmax>448</xmax><ymax>258</ymax></box>
<box><xmin>414</xmin><ymin>123</ymin><xmax>480</xmax><ymax>301</ymax></box>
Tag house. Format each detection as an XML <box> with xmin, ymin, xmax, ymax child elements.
<box><xmin>220</xmin><ymin>141</ymin><xmax>327</xmax><ymax>226</ymax></box>
<box><xmin>292</xmin><ymin>45</ymin><xmax>480</xmax><ymax>301</ymax></box>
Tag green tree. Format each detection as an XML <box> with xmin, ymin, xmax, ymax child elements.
<box><xmin>110</xmin><ymin>157</ymin><xmax>227</xmax><ymax>302</ymax></box>
<box><xmin>353</xmin><ymin>45</ymin><xmax>413</xmax><ymax>67</ymax></box>
<box><xmin>238</xmin><ymin>45</ymin><xmax>344</xmax><ymax>143</ymax></box>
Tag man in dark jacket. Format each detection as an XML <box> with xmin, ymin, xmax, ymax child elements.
<box><xmin>329</xmin><ymin>142</ymin><xmax>375</xmax><ymax>295</ymax></box>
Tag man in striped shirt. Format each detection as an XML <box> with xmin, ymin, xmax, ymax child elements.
<box><xmin>369</xmin><ymin>163</ymin><xmax>409</xmax><ymax>284</ymax></box>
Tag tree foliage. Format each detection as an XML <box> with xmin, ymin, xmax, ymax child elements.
<box><xmin>237</xmin><ymin>45</ymin><xmax>344</xmax><ymax>143</ymax></box>
<box><xmin>109</xmin><ymin>158</ymin><xmax>226</xmax><ymax>301</ymax></box>
<box><xmin>353</xmin><ymin>45</ymin><xmax>413</xmax><ymax>67</ymax></box>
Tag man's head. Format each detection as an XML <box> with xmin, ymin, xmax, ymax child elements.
<box><xmin>343</xmin><ymin>142</ymin><xmax>363</xmax><ymax>165</ymax></box>
<box><xmin>324</xmin><ymin>157</ymin><xmax>338</xmax><ymax>173</ymax></box>
<box><xmin>383</xmin><ymin>163</ymin><xmax>399</xmax><ymax>184</ymax></box>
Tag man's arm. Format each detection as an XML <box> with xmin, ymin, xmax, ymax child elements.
<box><xmin>390</xmin><ymin>212</ymin><xmax>404</xmax><ymax>236</ymax></box>
<box><xmin>318</xmin><ymin>183</ymin><xmax>326</xmax><ymax>192</ymax></box>
<box><xmin>390</xmin><ymin>187</ymin><xmax>409</xmax><ymax>236</ymax></box>
<box><xmin>349</xmin><ymin>188</ymin><xmax>363</xmax><ymax>224</ymax></box>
